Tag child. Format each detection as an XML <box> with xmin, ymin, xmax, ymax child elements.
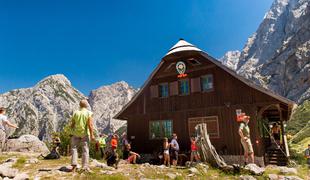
<box><xmin>163</xmin><ymin>137</ymin><xmax>170</xmax><ymax>166</ymax></box>
<box><xmin>190</xmin><ymin>137</ymin><xmax>200</xmax><ymax>163</ymax></box>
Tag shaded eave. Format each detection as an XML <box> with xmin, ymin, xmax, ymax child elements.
<box><xmin>114</xmin><ymin>50</ymin><xmax>296</xmax><ymax>120</ymax></box>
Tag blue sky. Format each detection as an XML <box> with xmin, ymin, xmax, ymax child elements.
<box><xmin>0</xmin><ymin>0</ymin><xmax>273</xmax><ymax>95</ymax></box>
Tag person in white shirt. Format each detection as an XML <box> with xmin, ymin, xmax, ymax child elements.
<box><xmin>0</xmin><ymin>108</ymin><xmax>18</xmax><ymax>152</ymax></box>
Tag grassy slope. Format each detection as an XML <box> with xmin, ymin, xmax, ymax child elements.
<box><xmin>287</xmin><ymin>100</ymin><xmax>310</xmax><ymax>145</ymax></box>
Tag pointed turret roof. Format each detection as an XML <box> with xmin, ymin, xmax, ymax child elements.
<box><xmin>165</xmin><ymin>39</ymin><xmax>201</xmax><ymax>56</ymax></box>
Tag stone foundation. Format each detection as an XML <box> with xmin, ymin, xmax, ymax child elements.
<box><xmin>222</xmin><ymin>155</ymin><xmax>265</xmax><ymax>167</ymax></box>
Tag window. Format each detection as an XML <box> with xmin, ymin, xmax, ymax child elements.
<box><xmin>188</xmin><ymin>58</ymin><xmax>201</xmax><ymax>66</ymax></box>
<box><xmin>159</xmin><ymin>83</ymin><xmax>169</xmax><ymax>98</ymax></box>
<box><xmin>201</xmin><ymin>74</ymin><xmax>213</xmax><ymax>91</ymax></box>
<box><xmin>179</xmin><ymin>79</ymin><xmax>190</xmax><ymax>95</ymax></box>
<box><xmin>149</xmin><ymin>120</ymin><xmax>173</xmax><ymax>139</ymax></box>
<box><xmin>188</xmin><ymin>116</ymin><xmax>219</xmax><ymax>138</ymax></box>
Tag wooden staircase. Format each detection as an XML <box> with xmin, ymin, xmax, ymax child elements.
<box><xmin>266</xmin><ymin>147</ymin><xmax>288</xmax><ymax>166</ymax></box>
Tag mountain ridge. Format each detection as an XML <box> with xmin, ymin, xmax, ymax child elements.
<box><xmin>0</xmin><ymin>74</ymin><xmax>136</xmax><ymax>140</ymax></box>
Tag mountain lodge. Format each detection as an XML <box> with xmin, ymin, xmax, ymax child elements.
<box><xmin>114</xmin><ymin>39</ymin><xmax>295</xmax><ymax>166</ymax></box>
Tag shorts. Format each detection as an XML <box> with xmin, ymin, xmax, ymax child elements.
<box><xmin>127</xmin><ymin>155</ymin><xmax>135</xmax><ymax>163</ymax></box>
<box><xmin>241</xmin><ymin>138</ymin><xmax>253</xmax><ymax>154</ymax></box>
<box><xmin>164</xmin><ymin>150</ymin><xmax>169</xmax><ymax>155</ymax></box>
<box><xmin>191</xmin><ymin>150</ymin><xmax>199</xmax><ymax>156</ymax></box>
<box><xmin>171</xmin><ymin>150</ymin><xmax>178</xmax><ymax>160</ymax></box>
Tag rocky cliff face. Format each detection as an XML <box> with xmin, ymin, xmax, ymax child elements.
<box><xmin>0</xmin><ymin>74</ymin><xmax>136</xmax><ymax>140</ymax></box>
<box><xmin>88</xmin><ymin>81</ymin><xmax>137</xmax><ymax>134</ymax></box>
<box><xmin>224</xmin><ymin>0</ymin><xmax>310</xmax><ymax>103</ymax></box>
<box><xmin>220</xmin><ymin>50</ymin><xmax>241</xmax><ymax>71</ymax></box>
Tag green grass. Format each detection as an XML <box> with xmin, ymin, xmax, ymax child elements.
<box><xmin>287</xmin><ymin>100</ymin><xmax>310</xmax><ymax>143</ymax></box>
<box><xmin>12</xmin><ymin>157</ymin><xmax>26</xmax><ymax>169</ymax></box>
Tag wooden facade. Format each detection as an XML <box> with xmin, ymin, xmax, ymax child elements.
<box><xmin>115</xmin><ymin>40</ymin><xmax>295</xmax><ymax>162</ymax></box>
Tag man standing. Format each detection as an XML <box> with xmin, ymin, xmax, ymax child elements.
<box><xmin>0</xmin><ymin>107</ymin><xmax>18</xmax><ymax>152</ymax></box>
<box><xmin>122</xmin><ymin>133</ymin><xmax>129</xmax><ymax>159</ymax></box>
<box><xmin>239</xmin><ymin>115</ymin><xmax>254</xmax><ymax>165</ymax></box>
<box><xmin>170</xmin><ymin>133</ymin><xmax>179</xmax><ymax>166</ymax></box>
<box><xmin>98</xmin><ymin>134</ymin><xmax>107</xmax><ymax>159</ymax></box>
<box><xmin>305</xmin><ymin>144</ymin><xmax>310</xmax><ymax>168</ymax></box>
<box><xmin>69</xmin><ymin>100</ymin><xmax>94</xmax><ymax>172</ymax></box>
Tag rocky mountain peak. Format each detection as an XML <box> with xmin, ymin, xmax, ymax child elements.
<box><xmin>222</xmin><ymin>0</ymin><xmax>310</xmax><ymax>103</ymax></box>
<box><xmin>89</xmin><ymin>81</ymin><xmax>137</xmax><ymax>134</ymax></box>
<box><xmin>35</xmin><ymin>74</ymin><xmax>72</xmax><ymax>88</ymax></box>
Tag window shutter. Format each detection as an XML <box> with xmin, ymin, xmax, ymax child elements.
<box><xmin>150</xmin><ymin>85</ymin><xmax>158</xmax><ymax>98</ymax></box>
<box><xmin>169</xmin><ymin>81</ymin><xmax>178</xmax><ymax>96</ymax></box>
<box><xmin>191</xmin><ymin>77</ymin><xmax>201</xmax><ymax>93</ymax></box>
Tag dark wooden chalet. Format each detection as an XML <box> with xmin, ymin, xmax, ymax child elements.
<box><xmin>115</xmin><ymin>39</ymin><xmax>295</xmax><ymax>166</ymax></box>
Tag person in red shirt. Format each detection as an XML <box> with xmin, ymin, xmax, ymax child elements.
<box><xmin>111</xmin><ymin>134</ymin><xmax>118</xmax><ymax>150</ymax></box>
<box><xmin>190</xmin><ymin>137</ymin><xmax>200</xmax><ymax>163</ymax></box>
<box><xmin>106</xmin><ymin>134</ymin><xmax>119</xmax><ymax>168</ymax></box>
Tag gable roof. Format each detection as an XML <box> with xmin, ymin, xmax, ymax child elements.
<box><xmin>115</xmin><ymin>39</ymin><xmax>295</xmax><ymax>119</ymax></box>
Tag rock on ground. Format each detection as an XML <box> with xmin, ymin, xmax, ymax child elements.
<box><xmin>278</xmin><ymin>167</ymin><xmax>298</xmax><ymax>175</ymax></box>
<box><xmin>5</xmin><ymin>135</ymin><xmax>50</xmax><ymax>154</ymax></box>
<box><xmin>188</xmin><ymin>167</ymin><xmax>200</xmax><ymax>174</ymax></box>
<box><xmin>268</xmin><ymin>174</ymin><xmax>303</xmax><ymax>180</ymax></box>
<box><xmin>244</xmin><ymin>163</ymin><xmax>265</xmax><ymax>175</ymax></box>
<box><xmin>0</xmin><ymin>165</ymin><xmax>19</xmax><ymax>178</ymax></box>
<box><xmin>90</xmin><ymin>159</ymin><xmax>108</xmax><ymax>168</ymax></box>
<box><xmin>268</xmin><ymin>174</ymin><xmax>278</xmax><ymax>180</ymax></box>
<box><xmin>166</xmin><ymin>172</ymin><xmax>177</xmax><ymax>179</ymax></box>
<box><xmin>13</xmin><ymin>173</ymin><xmax>29</xmax><ymax>180</ymax></box>
<box><xmin>239</xmin><ymin>175</ymin><xmax>257</xmax><ymax>180</ymax></box>
<box><xmin>25</xmin><ymin>158</ymin><xmax>39</xmax><ymax>164</ymax></box>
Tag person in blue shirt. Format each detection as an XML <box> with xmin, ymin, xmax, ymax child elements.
<box><xmin>170</xmin><ymin>133</ymin><xmax>179</xmax><ymax>166</ymax></box>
